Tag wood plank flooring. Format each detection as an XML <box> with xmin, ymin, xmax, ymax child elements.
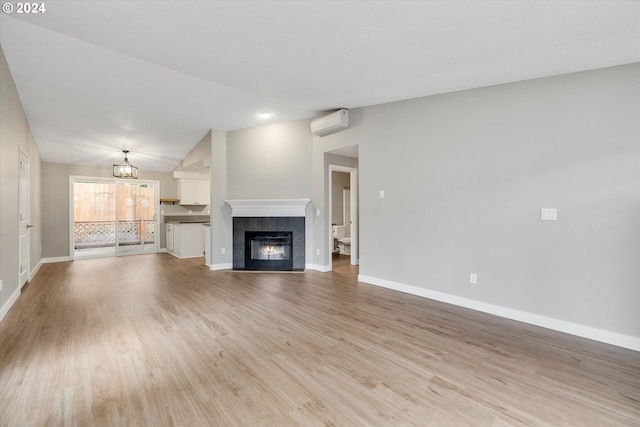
<box><xmin>1</xmin><ymin>253</ymin><xmax>638</xmax><ymax>426</ymax></box>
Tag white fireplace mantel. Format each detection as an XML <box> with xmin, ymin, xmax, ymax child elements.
<box><xmin>225</xmin><ymin>198</ymin><xmax>311</xmax><ymax>217</ymax></box>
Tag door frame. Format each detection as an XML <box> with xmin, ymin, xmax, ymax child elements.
<box><xmin>69</xmin><ymin>176</ymin><xmax>160</xmax><ymax>259</ymax></box>
<box><xmin>18</xmin><ymin>149</ymin><xmax>30</xmax><ymax>288</ymax></box>
<box><xmin>328</xmin><ymin>164</ymin><xmax>358</xmax><ymax>268</ymax></box>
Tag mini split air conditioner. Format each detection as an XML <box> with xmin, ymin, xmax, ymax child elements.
<box><xmin>310</xmin><ymin>109</ymin><xmax>349</xmax><ymax>137</ymax></box>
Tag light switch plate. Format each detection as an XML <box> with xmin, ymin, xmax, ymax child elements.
<box><xmin>541</xmin><ymin>208</ymin><xmax>557</xmax><ymax>220</ymax></box>
<box><xmin>379</xmin><ymin>190</ymin><xmax>385</xmax><ymax>198</ymax></box>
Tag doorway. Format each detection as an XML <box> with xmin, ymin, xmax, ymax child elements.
<box><xmin>329</xmin><ymin>165</ymin><xmax>358</xmax><ymax>269</ymax></box>
<box><xmin>70</xmin><ymin>177</ymin><xmax>159</xmax><ymax>259</ymax></box>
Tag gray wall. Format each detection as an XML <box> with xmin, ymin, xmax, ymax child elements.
<box><xmin>317</xmin><ymin>63</ymin><xmax>640</xmax><ymax>338</ymax></box>
<box><xmin>0</xmin><ymin>46</ymin><xmax>42</xmax><ymax>314</ymax></box>
<box><xmin>227</xmin><ymin>119</ymin><xmax>312</xmax><ymax>199</ymax></box>
<box><xmin>209</xmin><ymin>129</ymin><xmax>230</xmax><ymax>267</ymax></box>
<box><xmin>41</xmin><ymin>163</ymin><xmax>177</xmax><ymax>257</ymax></box>
<box><xmin>179</xmin><ymin>131</ymin><xmax>212</xmax><ymax>169</ymax></box>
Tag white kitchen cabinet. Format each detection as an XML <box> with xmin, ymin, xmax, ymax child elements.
<box><xmin>166</xmin><ymin>223</ymin><xmax>174</xmax><ymax>251</ymax></box>
<box><xmin>179</xmin><ymin>179</ymin><xmax>210</xmax><ymax>205</ymax></box>
<box><xmin>167</xmin><ymin>223</ymin><xmax>205</xmax><ymax>258</ymax></box>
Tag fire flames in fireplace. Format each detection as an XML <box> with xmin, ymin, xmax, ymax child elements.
<box><xmin>253</xmin><ymin>241</ymin><xmax>288</xmax><ymax>260</ymax></box>
<box><xmin>245</xmin><ymin>231</ymin><xmax>293</xmax><ymax>270</ymax></box>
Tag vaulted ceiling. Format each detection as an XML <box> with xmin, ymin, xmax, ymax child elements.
<box><xmin>1</xmin><ymin>1</ymin><xmax>638</xmax><ymax>171</ymax></box>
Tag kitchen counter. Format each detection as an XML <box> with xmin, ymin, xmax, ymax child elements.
<box><xmin>164</xmin><ymin>215</ymin><xmax>209</xmax><ymax>224</ymax></box>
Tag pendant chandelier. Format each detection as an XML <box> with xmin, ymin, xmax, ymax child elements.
<box><xmin>113</xmin><ymin>150</ymin><xmax>138</xmax><ymax>179</ymax></box>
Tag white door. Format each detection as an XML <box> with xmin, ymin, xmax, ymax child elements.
<box><xmin>343</xmin><ymin>189</ymin><xmax>351</xmax><ymax>232</ymax></box>
<box><xmin>19</xmin><ymin>151</ymin><xmax>30</xmax><ymax>287</ymax></box>
<box><xmin>115</xmin><ymin>181</ymin><xmax>157</xmax><ymax>255</ymax></box>
<box><xmin>348</xmin><ymin>171</ymin><xmax>358</xmax><ymax>266</ymax></box>
<box><xmin>71</xmin><ymin>178</ymin><xmax>159</xmax><ymax>259</ymax></box>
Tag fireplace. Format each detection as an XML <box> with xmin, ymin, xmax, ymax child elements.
<box><xmin>245</xmin><ymin>231</ymin><xmax>293</xmax><ymax>271</ymax></box>
<box><xmin>232</xmin><ymin>216</ymin><xmax>305</xmax><ymax>271</ymax></box>
<box><xmin>226</xmin><ymin>199</ymin><xmax>311</xmax><ymax>272</ymax></box>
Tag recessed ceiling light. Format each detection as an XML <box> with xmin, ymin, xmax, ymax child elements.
<box><xmin>257</xmin><ymin>110</ymin><xmax>272</xmax><ymax>119</ymax></box>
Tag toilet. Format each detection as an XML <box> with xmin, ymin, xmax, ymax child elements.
<box><xmin>332</xmin><ymin>225</ymin><xmax>345</xmax><ymax>253</ymax></box>
<box><xmin>332</xmin><ymin>225</ymin><xmax>351</xmax><ymax>255</ymax></box>
<box><xmin>338</xmin><ymin>237</ymin><xmax>351</xmax><ymax>255</ymax></box>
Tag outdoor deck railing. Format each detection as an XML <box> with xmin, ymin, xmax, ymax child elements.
<box><xmin>74</xmin><ymin>220</ymin><xmax>155</xmax><ymax>248</ymax></box>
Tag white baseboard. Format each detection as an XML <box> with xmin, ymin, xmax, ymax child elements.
<box><xmin>209</xmin><ymin>263</ymin><xmax>232</xmax><ymax>271</ymax></box>
<box><xmin>358</xmin><ymin>274</ymin><xmax>640</xmax><ymax>352</ymax></box>
<box><xmin>42</xmin><ymin>256</ymin><xmax>72</xmax><ymax>264</ymax></box>
<box><xmin>166</xmin><ymin>252</ymin><xmax>205</xmax><ymax>260</ymax></box>
<box><xmin>0</xmin><ymin>287</ymin><xmax>21</xmax><ymax>322</ymax></box>
<box><xmin>306</xmin><ymin>263</ymin><xmax>331</xmax><ymax>272</ymax></box>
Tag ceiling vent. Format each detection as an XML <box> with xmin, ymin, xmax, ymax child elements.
<box><xmin>310</xmin><ymin>109</ymin><xmax>349</xmax><ymax>137</ymax></box>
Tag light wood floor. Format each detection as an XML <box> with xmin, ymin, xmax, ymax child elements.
<box><xmin>1</xmin><ymin>254</ymin><xmax>638</xmax><ymax>426</ymax></box>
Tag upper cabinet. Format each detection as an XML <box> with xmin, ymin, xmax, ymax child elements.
<box><xmin>179</xmin><ymin>179</ymin><xmax>210</xmax><ymax>205</ymax></box>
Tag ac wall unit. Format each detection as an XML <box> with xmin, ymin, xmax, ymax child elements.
<box><xmin>310</xmin><ymin>109</ymin><xmax>349</xmax><ymax>137</ymax></box>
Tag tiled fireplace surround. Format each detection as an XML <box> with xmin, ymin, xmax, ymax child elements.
<box><xmin>225</xmin><ymin>199</ymin><xmax>311</xmax><ymax>271</ymax></box>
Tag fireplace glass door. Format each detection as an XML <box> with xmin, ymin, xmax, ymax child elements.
<box><xmin>245</xmin><ymin>231</ymin><xmax>293</xmax><ymax>270</ymax></box>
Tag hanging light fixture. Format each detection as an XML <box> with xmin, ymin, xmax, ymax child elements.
<box><xmin>113</xmin><ymin>150</ymin><xmax>138</xmax><ymax>179</ymax></box>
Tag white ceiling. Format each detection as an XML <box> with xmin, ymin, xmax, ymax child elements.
<box><xmin>1</xmin><ymin>1</ymin><xmax>638</xmax><ymax>171</ymax></box>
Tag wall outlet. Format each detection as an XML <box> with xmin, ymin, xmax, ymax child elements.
<box><xmin>470</xmin><ymin>273</ymin><xmax>478</xmax><ymax>284</ymax></box>
<box><xmin>0</xmin><ymin>279</ymin><xmax>3</xmax><ymax>291</ymax></box>
<box><xmin>221</xmin><ymin>248</ymin><xmax>225</xmax><ymax>254</ymax></box>
<box><xmin>316</xmin><ymin>249</ymin><xmax>320</xmax><ymax>256</ymax></box>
